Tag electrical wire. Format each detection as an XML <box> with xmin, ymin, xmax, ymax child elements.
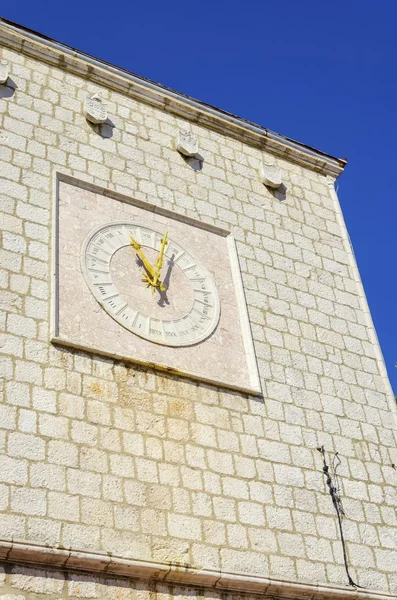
<box><xmin>318</xmin><ymin>446</ymin><xmax>360</xmax><ymax>588</ymax></box>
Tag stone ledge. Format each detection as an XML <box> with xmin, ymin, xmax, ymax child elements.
<box><xmin>0</xmin><ymin>539</ymin><xmax>394</xmax><ymax>600</ymax></box>
<box><xmin>0</xmin><ymin>18</ymin><xmax>346</xmax><ymax>178</ymax></box>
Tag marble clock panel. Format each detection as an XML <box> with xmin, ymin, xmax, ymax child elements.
<box><xmin>53</xmin><ymin>177</ymin><xmax>260</xmax><ymax>394</ymax></box>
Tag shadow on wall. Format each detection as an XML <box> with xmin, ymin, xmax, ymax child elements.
<box><xmin>181</xmin><ymin>154</ymin><xmax>203</xmax><ymax>172</ymax></box>
<box><xmin>87</xmin><ymin>118</ymin><xmax>115</xmax><ymax>139</ymax></box>
<box><xmin>0</xmin><ymin>77</ymin><xmax>17</xmax><ymax>98</ymax></box>
<box><xmin>269</xmin><ymin>183</ymin><xmax>287</xmax><ymax>202</ymax></box>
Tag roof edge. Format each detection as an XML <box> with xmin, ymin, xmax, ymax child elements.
<box><xmin>0</xmin><ymin>17</ymin><xmax>346</xmax><ymax>177</ymax></box>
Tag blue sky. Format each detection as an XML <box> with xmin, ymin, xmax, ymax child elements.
<box><xmin>2</xmin><ymin>1</ymin><xmax>396</xmax><ymax>393</ymax></box>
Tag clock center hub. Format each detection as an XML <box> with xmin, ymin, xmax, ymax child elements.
<box><xmin>110</xmin><ymin>245</ymin><xmax>194</xmax><ymax>321</ymax></box>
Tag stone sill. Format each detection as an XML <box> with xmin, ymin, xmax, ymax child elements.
<box><xmin>0</xmin><ymin>539</ymin><xmax>393</xmax><ymax>600</ymax></box>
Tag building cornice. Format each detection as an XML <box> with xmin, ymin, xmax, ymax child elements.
<box><xmin>0</xmin><ymin>17</ymin><xmax>346</xmax><ymax>178</ymax></box>
<box><xmin>0</xmin><ymin>539</ymin><xmax>393</xmax><ymax>600</ymax></box>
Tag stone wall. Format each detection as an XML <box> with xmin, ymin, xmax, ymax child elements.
<box><xmin>0</xmin><ymin>33</ymin><xmax>397</xmax><ymax>597</ymax></box>
<box><xmin>0</xmin><ymin>565</ymin><xmax>288</xmax><ymax>600</ymax></box>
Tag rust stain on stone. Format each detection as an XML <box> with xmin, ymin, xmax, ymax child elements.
<box><xmin>169</xmin><ymin>398</ymin><xmax>185</xmax><ymax>416</ymax></box>
<box><xmin>89</xmin><ymin>381</ymin><xmax>103</xmax><ymax>396</ymax></box>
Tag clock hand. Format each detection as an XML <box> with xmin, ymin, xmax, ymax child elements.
<box><xmin>152</xmin><ymin>231</ymin><xmax>168</xmax><ymax>292</ymax></box>
<box><xmin>130</xmin><ymin>236</ymin><xmax>155</xmax><ymax>283</ymax></box>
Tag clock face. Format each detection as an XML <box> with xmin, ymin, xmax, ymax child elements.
<box><xmin>81</xmin><ymin>222</ymin><xmax>220</xmax><ymax>347</ymax></box>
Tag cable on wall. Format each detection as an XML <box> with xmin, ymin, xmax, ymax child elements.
<box><xmin>317</xmin><ymin>446</ymin><xmax>360</xmax><ymax>588</ymax></box>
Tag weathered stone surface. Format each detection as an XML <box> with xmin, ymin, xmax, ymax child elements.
<box><xmin>0</xmin><ymin>30</ymin><xmax>396</xmax><ymax>598</ymax></box>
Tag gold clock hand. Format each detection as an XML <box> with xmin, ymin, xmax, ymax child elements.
<box><xmin>130</xmin><ymin>236</ymin><xmax>155</xmax><ymax>281</ymax></box>
<box><xmin>152</xmin><ymin>231</ymin><xmax>168</xmax><ymax>291</ymax></box>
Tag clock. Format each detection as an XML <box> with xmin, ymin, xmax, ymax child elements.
<box><xmin>81</xmin><ymin>222</ymin><xmax>221</xmax><ymax>347</ymax></box>
<box><xmin>55</xmin><ymin>176</ymin><xmax>260</xmax><ymax>393</ymax></box>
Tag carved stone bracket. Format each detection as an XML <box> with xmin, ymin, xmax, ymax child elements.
<box><xmin>260</xmin><ymin>162</ymin><xmax>282</xmax><ymax>188</ymax></box>
<box><xmin>176</xmin><ymin>130</ymin><xmax>200</xmax><ymax>158</ymax></box>
<box><xmin>0</xmin><ymin>59</ymin><xmax>10</xmax><ymax>84</ymax></box>
<box><xmin>85</xmin><ymin>93</ymin><xmax>107</xmax><ymax>124</ymax></box>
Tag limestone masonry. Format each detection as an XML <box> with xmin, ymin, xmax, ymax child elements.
<box><xmin>0</xmin><ymin>17</ymin><xmax>396</xmax><ymax>600</ymax></box>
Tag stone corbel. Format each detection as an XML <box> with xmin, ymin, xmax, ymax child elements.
<box><xmin>259</xmin><ymin>162</ymin><xmax>282</xmax><ymax>188</ymax></box>
<box><xmin>0</xmin><ymin>59</ymin><xmax>10</xmax><ymax>84</ymax></box>
<box><xmin>176</xmin><ymin>130</ymin><xmax>202</xmax><ymax>159</ymax></box>
<box><xmin>85</xmin><ymin>93</ymin><xmax>108</xmax><ymax>124</ymax></box>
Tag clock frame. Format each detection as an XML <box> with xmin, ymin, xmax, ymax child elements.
<box><xmin>53</xmin><ymin>174</ymin><xmax>261</xmax><ymax>395</ymax></box>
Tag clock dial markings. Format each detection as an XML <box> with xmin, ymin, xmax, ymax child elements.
<box><xmin>88</xmin><ymin>266</ymin><xmax>109</xmax><ymax>274</ymax></box>
<box><xmin>87</xmin><ymin>253</ymin><xmax>109</xmax><ymax>264</ymax></box>
<box><xmin>191</xmin><ymin>291</ymin><xmax>215</xmax><ymax>325</ymax></box>
<box><xmin>194</xmin><ymin>297</ymin><xmax>214</xmax><ymax>308</ymax></box>
<box><xmin>100</xmin><ymin>291</ymin><xmax>119</xmax><ymax>302</ymax></box>
<box><xmin>181</xmin><ymin>262</ymin><xmax>197</xmax><ymax>272</ymax></box>
<box><xmin>90</xmin><ymin>241</ymin><xmax>113</xmax><ymax>256</ymax></box>
<box><xmin>177</xmin><ymin>253</ymin><xmax>196</xmax><ymax>269</ymax></box>
<box><xmin>192</xmin><ymin>305</ymin><xmax>211</xmax><ymax>320</ymax></box>
<box><xmin>115</xmin><ymin>303</ymin><xmax>128</xmax><ymax>316</ymax></box>
<box><xmin>140</xmin><ymin>228</ymin><xmax>153</xmax><ymax>246</ymax></box>
<box><xmin>123</xmin><ymin>308</ymin><xmax>136</xmax><ymax>324</ymax></box>
<box><xmin>175</xmin><ymin>317</ymin><xmax>193</xmax><ymax>339</ymax></box>
<box><xmin>192</xmin><ymin>282</ymin><xmax>211</xmax><ymax>292</ymax></box>
<box><xmin>106</xmin><ymin>298</ymin><xmax>122</xmax><ymax>312</ymax></box>
<box><xmin>131</xmin><ymin>311</ymin><xmax>139</xmax><ymax>328</ymax></box>
<box><xmin>162</xmin><ymin>320</ymin><xmax>179</xmax><ymax>341</ymax></box>
<box><xmin>118</xmin><ymin>226</ymin><xmax>132</xmax><ymax>245</ymax></box>
<box><xmin>134</xmin><ymin>313</ymin><xmax>148</xmax><ymax>332</ymax></box>
<box><xmin>100</xmin><ymin>231</ymin><xmax>119</xmax><ymax>251</ymax></box>
<box><xmin>169</xmin><ymin>248</ymin><xmax>185</xmax><ymax>261</ymax></box>
<box><xmin>187</xmin><ymin>314</ymin><xmax>205</xmax><ymax>333</ymax></box>
<box><xmin>155</xmin><ymin>321</ymin><xmax>164</xmax><ymax>337</ymax></box>
<box><xmin>82</xmin><ymin>222</ymin><xmax>220</xmax><ymax>347</ymax></box>
<box><xmin>134</xmin><ymin>227</ymin><xmax>143</xmax><ymax>244</ymax></box>
<box><xmin>149</xmin><ymin>318</ymin><xmax>164</xmax><ymax>340</ymax></box>
<box><xmin>185</xmin><ymin>265</ymin><xmax>206</xmax><ymax>280</ymax></box>
<box><xmin>159</xmin><ymin>319</ymin><xmax>166</xmax><ymax>339</ymax></box>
